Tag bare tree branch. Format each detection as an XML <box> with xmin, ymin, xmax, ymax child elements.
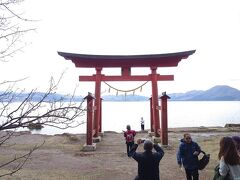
<box><xmin>0</xmin><ymin>0</ymin><xmax>37</xmax><ymax>61</ymax></box>
<box><xmin>0</xmin><ymin>140</ymin><xmax>45</xmax><ymax>177</ymax></box>
<box><xmin>0</xmin><ymin>131</ymin><xmax>14</xmax><ymax>146</ymax></box>
<box><xmin>0</xmin><ymin>1</ymin><xmax>86</xmax><ymax>178</ymax></box>
<box><xmin>0</xmin><ymin>76</ymin><xmax>86</xmax><ymax>131</ymax></box>
<box><xmin>0</xmin><ymin>77</ymin><xmax>28</xmax><ymax>86</ymax></box>
<box><xmin>2</xmin><ymin>3</ymin><xmax>28</xmax><ymax>21</ymax></box>
<box><xmin>0</xmin><ymin>79</ymin><xmax>86</xmax><ymax>177</ymax></box>
<box><xmin>0</xmin><ymin>73</ymin><xmax>86</xmax><ymax>177</ymax></box>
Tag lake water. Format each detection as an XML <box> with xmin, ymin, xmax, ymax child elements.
<box><xmin>31</xmin><ymin>101</ymin><xmax>240</xmax><ymax>135</ymax></box>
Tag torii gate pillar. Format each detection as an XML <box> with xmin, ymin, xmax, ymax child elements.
<box><xmin>149</xmin><ymin>97</ymin><xmax>154</xmax><ymax>132</ymax></box>
<box><xmin>151</xmin><ymin>67</ymin><xmax>161</xmax><ymax>138</ymax></box>
<box><xmin>94</xmin><ymin>68</ymin><xmax>102</xmax><ymax>138</ymax></box>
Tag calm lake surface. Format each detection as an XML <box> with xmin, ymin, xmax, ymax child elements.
<box><xmin>31</xmin><ymin>101</ymin><xmax>240</xmax><ymax>135</ymax></box>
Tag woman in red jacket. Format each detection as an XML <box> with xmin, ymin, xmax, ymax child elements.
<box><xmin>123</xmin><ymin>125</ymin><xmax>136</xmax><ymax>157</ymax></box>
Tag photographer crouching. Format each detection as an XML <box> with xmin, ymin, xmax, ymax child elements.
<box><xmin>129</xmin><ymin>139</ymin><xmax>165</xmax><ymax>180</ymax></box>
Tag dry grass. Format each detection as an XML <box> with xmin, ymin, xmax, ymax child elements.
<box><xmin>0</xmin><ymin>129</ymin><xmax>239</xmax><ymax>180</ymax></box>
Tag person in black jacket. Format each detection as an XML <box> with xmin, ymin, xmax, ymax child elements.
<box><xmin>130</xmin><ymin>139</ymin><xmax>164</xmax><ymax>180</ymax></box>
<box><xmin>177</xmin><ymin>133</ymin><xmax>201</xmax><ymax>180</ymax></box>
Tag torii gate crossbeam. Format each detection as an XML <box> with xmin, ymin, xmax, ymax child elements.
<box><xmin>79</xmin><ymin>74</ymin><xmax>173</xmax><ymax>81</ymax></box>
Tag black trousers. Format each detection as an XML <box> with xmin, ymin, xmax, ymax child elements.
<box><xmin>185</xmin><ymin>168</ymin><xmax>199</xmax><ymax>180</ymax></box>
<box><xmin>134</xmin><ymin>175</ymin><xmax>139</xmax><ymax>180</ymax></box>
<box><xmin>126</xmin><ymin>141</ymin><xmax>134</xmax><ymax>156</ymax></box>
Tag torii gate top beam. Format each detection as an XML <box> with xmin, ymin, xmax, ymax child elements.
<box><xmin>58</xmin><ymin>50</ymin><xmax>196</xmax><ymax>68</ymax></box>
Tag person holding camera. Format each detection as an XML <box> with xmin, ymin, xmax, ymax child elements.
<box><xmin>129</xmin><ymin>139</ymin><xmax>164</xmax><ymax>180</ymax></box>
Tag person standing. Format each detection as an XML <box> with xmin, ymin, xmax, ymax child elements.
<box><xmin>177</xmin><ymin>133</ymin><xmax>201</xmax><ymax>180</ymax></box>
<box><xmin>218</xmin><ymin>136</ymin><xmax>240</xmax><ymax>179</ymax></box>
<box><xmin>130</xmin><ymin>139</ymin><xmax>164</xmax><ymax>180</ymax></box>
<box><xmin>123</xmin><ymin>125</ymin><xmax>136</xmax><ymax>157</ymax></box>
<box><xmin>140</xmin><ymin>117</ymin><xmax>145</xmax><ymax>131</ymax></box>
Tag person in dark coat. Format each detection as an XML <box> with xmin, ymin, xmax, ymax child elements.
<box><xmin>130</xmin><ymin>139</ymin><xmax>164</xmax><ymax>180</ymax></box>
<box><xmin>177</xmin><ymin>133</ymin><xmax>201</xmax><ymax>180</ymax></box>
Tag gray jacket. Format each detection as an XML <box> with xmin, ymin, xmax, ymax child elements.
<box><xmin>219</xmin><ymin>157</ymin><xmax>240</xmax><ymax>180</ymax></box>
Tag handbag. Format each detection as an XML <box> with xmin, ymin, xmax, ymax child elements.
<box><xmin>213</xmin><ymin>164</ymin><xmax>230</xmax><ymax>180</ymax></box>
<box><xmin>198</xmin><ymin>150</ymin><xmax>210</xmax><ymax>170</ymax></box>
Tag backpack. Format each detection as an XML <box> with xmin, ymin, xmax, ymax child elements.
<box><xmin>126</xmin><ymin>133</ymin><xmax>134</xmax><ymax>142</ymax></box>
<box><xmin>198</xmin><ymin>150</ymin><xmax>210</xmax><ymax>170</ymax></box>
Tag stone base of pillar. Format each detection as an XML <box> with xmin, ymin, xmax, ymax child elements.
<box><xmin>93</xmin><ymin>136</ymin><xmax>101</xmax><ymax>143</ymax></box>
<box><xmin>98</xmin><ymin>132</ymin><xmax>104</xmax><ymax>137</ymax></box>
<box><xmin>82</xmin><ymin>143</ymin><xmax>97</xmax><ymax>151</ymax></box>
<box><xmin>152</xmin><ymin>136</ymin><xmax>161</xmax><ymax>144</ymax></box>
<box><xmin>161</xmin><ymin>144</ymin><xmax>170</xmax><ymax>149</ymax></box>
<box><xmin>148</xmin><ymin>131</ymin><xmax>155</xmax><ymax>137</ymax></box>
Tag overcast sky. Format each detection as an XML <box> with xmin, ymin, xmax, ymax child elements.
<box><xmin>1</xmin><ymin>0</ymin><xmax>240</xmax><ymax>96</ymax></box>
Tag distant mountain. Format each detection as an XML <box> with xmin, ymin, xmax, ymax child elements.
<box><xmin>169</xmin><ymin>85</ymin><xmax>240</xmax><ymax>101</ymax></box>
<box><xmin>100</xmin><ymin>85</ymin><xmax>240</xmax><ymax>101</ymax></box>
<box><xmin>169</xmin><ymin>90</ymin><xmax>204</xmax><ymax>101</ymax></box>
<box><xmin>1</xmin><ymin>85</ymin><xmax>240</xmax><ymax>102</ymax></box>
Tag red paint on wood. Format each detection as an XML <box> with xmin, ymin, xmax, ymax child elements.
<box><xmin>149</xmin><ymin>97</ymin><xmax>154</xmax><ymax>132</ymax></box>
<box><xmin>151</xmin><ymin>67</ymin><xmax>160</xmax><ymax>137</ymax></box>
<box><xmin>58</xmin><ymin>50</ymin><xmax>196</xmax><ymax>68</ymax></box>
<box><xmin>84</xmin><ymin>93</ymin><xmax>95</xmax><ymax>145</ymax></box>
<box><xmin>121</xmin><ymin>67</ymin><xmax>131</xmax><ymax>76</ymax></box>
<box><xmin>99</xmin><ymin>98</ymin><xmax>103</xmax><ymax>132</ymax></box>
<box><xmin>79</xmin><ymin>75</ymin><xmax>174</xmax><ymax>81</ymax></box>
<box><xmin>160</xmin><ymin>94</ymin><xmax>170</xmax><ymax>145</ymax></box>
<box><xmin>94</xmin><ymin>68</ymin><xmax>102</xmax><ymax>137</ymax></box>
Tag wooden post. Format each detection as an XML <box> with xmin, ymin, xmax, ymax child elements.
<box><xmin>94</xmin><ymin>67</ymin><xmax>102</xmax><ymax>137</ymax></box>
<box><xmin>84</xmin><ymin>93</ymin><xmax>95</xmax><ymax>145</ymax></box>
<box><xmin>99</xmin><ymin>98</ymin><xmax>103</xmax><ymax>133</ymax></box>
<box><xmin>160</xmin><ymin>92</ymin><xmax>170</xmax><ymax>145</ymax></box>
<box><xmin>149</xmin><ymin>97</ymin><xmax>154</xmax><ymax>132</ymax></box>
<box><xmin>150</xmin><ymin>67</ymin><xmax>160</xmax><ymax>137</ymax></box>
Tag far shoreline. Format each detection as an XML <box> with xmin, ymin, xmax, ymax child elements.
<box><xmin>24</xmin><ymin>124</ymin><xmax>240</xmax><ymax>136</ymax></box>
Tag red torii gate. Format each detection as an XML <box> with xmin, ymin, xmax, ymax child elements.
<box><xmin>58</xmin><ymin>50</ymin><xmax>195</xmax><ymax>146</ymax></box>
